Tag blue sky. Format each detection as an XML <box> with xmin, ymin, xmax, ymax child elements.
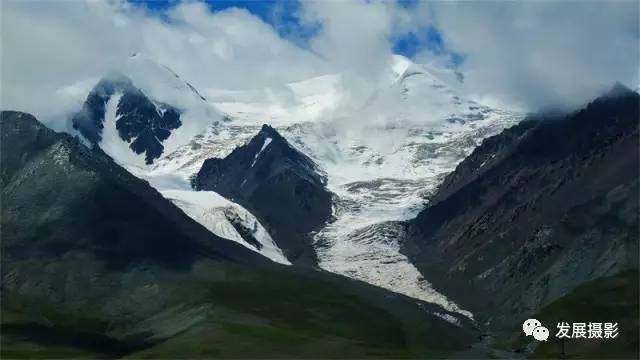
<box><xmin>131</xmin><ymin>0</ymin><xmax>318</xmax><ymax>43</ymax></box>
<box><xmin>130</xmin><ymin>0</ymin><xmax>461</xmax><ymax>66</ymax></box>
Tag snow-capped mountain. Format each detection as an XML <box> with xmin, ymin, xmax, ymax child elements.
<box><xmin>72</xmin><ymin>53</ymin><xmax>221</xmax><ymax>166</ymax></box>
<box><xmin>192</xmin><ymin>125</ymin><xmax>333</xmax><ymax>265</ymax></box>
<box><xmin>66</xmin><ymin>54</ymin><xmax>290</xmax><ymax>265</ymax></box>
<box><xmin>286</xmin><ymin>56</ymin><xmax>520</xmax><ymax>318</ymax></box>
<box><xmin>171</xmin><ymin>56</ymin><xmax>518</xmax><ymax>319</ymax></box>
<box><xmin>64</xmin><ymin>54</ymin><xmax>522</xmax><ymax>321</ymax></box>
<box><xmin>148</xmin><ymin>55</ymin><xmax>521</xmax><ymax>321</ymax></box>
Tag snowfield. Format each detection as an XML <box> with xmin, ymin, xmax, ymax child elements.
<box><xmin>162</xmin><ymin>190</ymin><xmax>290</xmax><ymax>265</ymax></box>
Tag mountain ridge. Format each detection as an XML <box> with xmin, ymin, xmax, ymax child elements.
<box><xmin>403</xmin><ymin>85</ymin><xmax>640</xmax><ymax>326</ymax></box>
<box><xmin>2</xmin><ymin>110</ymin><xmax>269</xmax><ymax>269</ymax></box>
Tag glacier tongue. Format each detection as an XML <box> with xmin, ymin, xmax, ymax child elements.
<box><xmin>315</xmin><ymin>221</ymin><xmax>474</xmax><ymax>319</ymax></box>
<box><xmin>265</xmin><ymin>57</ymin><xmax>521</xmax><ymax>320</ymax></box>
<box><xmin>284</xmin><ymin>112</ymin><xmax>518</xmax><ymax>320</ymax></box>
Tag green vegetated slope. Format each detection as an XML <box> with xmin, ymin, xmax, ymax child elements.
<box><xmin>505</xmin><ymin>270</ymin><xmax>639</xmax><ymax>359</ymax></box>
<box><xmin>2</xmin><ymin>261</ymin><xmax>470</xmax><ymax>359</ymax></box>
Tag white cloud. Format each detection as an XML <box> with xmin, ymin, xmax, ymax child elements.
<box><xmin>0</xmin><ymin>0</ymin><xmax>325</xmax><ymax>125</ymax></box>
<box><xmin>1</xmin><ymin>0</ymin><xmax>637</xmax><ymax>126</ymax></box>
<box><xmin>2</xmin><ymin>1</ymin><xmax>134</xmax><ymax>124</ymax></box>
<box><xmin>299</xmin><ymin>0</ymin><xmax>414</xmax><ymax>112</ymax></box>
<box><xmin>422</xmin><ymin>1</ymin><xmax>640</xmax><ymax>111</ymax></box>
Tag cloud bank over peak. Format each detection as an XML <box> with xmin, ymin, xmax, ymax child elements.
<box><xmin>1</xmin><ymin>0</ymin><xmax>638</xmax><ymax>123</ymax></box>
<box><xmin>1</xmin><ymin>0</ymin><xmax>326</xmax><ymax>123</ymax></box>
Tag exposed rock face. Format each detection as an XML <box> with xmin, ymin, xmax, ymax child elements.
<box><xmin>404</xmin><ymin>85</ymin><xmax>640</xmax><ymax>326</ymax></box>
<box><xmin>72</xmin><ymin>74</ymin><xmax>182</xmax><ymax>164</ymax></box>
<box><xmin>192</xmin><ymin>124</ymin><xmax>333</xmax><ymax>264</ymax></box>
<box><xmin>1</xmin><ymin>110</ymin><xmax>266</xmax><ymax>270</ymax></box>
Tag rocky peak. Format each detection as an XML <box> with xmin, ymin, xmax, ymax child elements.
<box><xmin>192</xmin><ymin>125</ymin><xmax>332</xmax><ymax>265</ymax></box>
<box><xmin>71</xmin><ymin>73</ymin><xmax>182</xmax><ymax>164</ymax></box>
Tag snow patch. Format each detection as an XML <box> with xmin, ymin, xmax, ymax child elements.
<box><xmin>251</xmin><ymin>137</ymin><xmax>272</xmax><ymax>167</ymax></box>
<box><xmin>433</xmin><ymin>312</ymin><xmax>463</xmax><ymax>327</ymax></box>
<box><xmin>100</xmin><ymin>92</ymin><xmax>147</xmax><ymax>168</ymax></box>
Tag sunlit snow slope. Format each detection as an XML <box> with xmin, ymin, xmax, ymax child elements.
<box><xmin>162</xmin><ymin>190</ymin><xmax>290</xmax><ymax>265</ymax></box>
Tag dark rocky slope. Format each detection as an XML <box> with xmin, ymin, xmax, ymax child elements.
<box><xmin>193</xmin><ymin>124</ymin><xmax>333</xmax><ymax>265</ymax></box>
<box><xmin>2</xmin><ymin>111</ymin><xmax>474</xmax><ymax>358</ymax></box>
<box><xmin>2</xmin><ymin>111</ymin><xmax>265</xmax><ymax>270</ymax></box>
<box><xmin>404</xmin><ymin>85</ymin><xmax>639</xmax><ymax>327</ymax></box>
